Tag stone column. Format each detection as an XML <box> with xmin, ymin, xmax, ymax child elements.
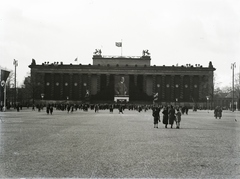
<box><xmin>190</xmin><ymin>75</ymin><xmax>193</xmax><ymax>101</ymax></box>
<box><xmin>79</xmin><ymin>74</ymin><xmax>82</xmax><ymax>98</ymax></box>
<box><xmin>152</xmin><ymin>75</ymin><xmax>156</xmax><ymax>94</ymax></box>
<box><xmin>106</xmin><ymin>74</ymin><xmax>110</xmax><ymax>86</ymax></box>
<box><xmin>162</xmin><ymin>75</ymin><xmax>165</xmax><ymax>99</ymax></box>
<box><xmin>60</xmin><ymin>74</ymin><xmax>63</xmax><ymax>99</ymax></box>
<box><xmin>180</xmin><ymin>75</ymin><xmax>184</xmax><ymax>100</ymax></box>
<box><xmin>198</xmin><ymin>76</ymin><xmax>201</xmax><ymax>100</ymax></box>
<box><xmin>50</xmin><ymin>73</ymin><xmax>54</xmax><ymax>99</ymax></box>
<box><xmin>199</xmin><ymin>75</ymin><xmax>203</xmax><ymax>100</ymax></box>
<box><xmin>97</xmin><ymin>74</ymin><xmax>101</xmax><ymax>92</ymax></box>
<box><xmin>134</xmin><ymin>75</ymin><xmax>138</xmax><ymax>86</ymax></box>
<box><xmin>88</xmin><ymin>74</ymin><xmax>91</xmax><ymax>95</ymax></box>
<box><xmin>171</xmin><ymin>75</ymin><xmax>175</xmax><ymax>100</ymax></box>
<box><xmin>143</xmin><ymin>75</ymin><xmax>147</xmax><ymax>93</ymax></box>
<box><xmin>69</xmin><ymin>74</ymin><xmax>73</xmax><ymax>99</ymax></box>
<box><xmin>40</xmin><ymin>73</ymin><xmax>44</xmax><ymax>95</ymax></box>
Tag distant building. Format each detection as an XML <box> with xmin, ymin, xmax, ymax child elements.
<box><xmin>214</xmin><ymin>91</ymin><xmax>239</xmax><ymax>110</ymax></box>
<box><xmin>28</xmin><ymin>51</ymin><xmax>215</xmax><ymax>106</ymax></box>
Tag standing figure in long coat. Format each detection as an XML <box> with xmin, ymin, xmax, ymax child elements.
<box><xmin>162</xmin><ymin>106</ymin><xmax>169</xmax><ymax>128</ymax></box>
<box><xmin>152</xmin><ymin>107</ymin><xmax>160</xmax><ymax>128</ymax></box>
<box><xmin>168</xmin><ymin>105</ymin><xmax>176</xmax><ymax>128</ymax></box>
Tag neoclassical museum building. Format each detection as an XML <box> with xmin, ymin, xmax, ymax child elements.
<box><xmin>29</xmin><ymin>50</ymin><xmax>215</xmax><ymax>107</ymax></box>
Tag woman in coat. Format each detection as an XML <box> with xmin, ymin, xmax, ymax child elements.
<box><xmin>162</xmin><ymin>106</ymin><xmax>169</xmax><ymax>128</ymax></box>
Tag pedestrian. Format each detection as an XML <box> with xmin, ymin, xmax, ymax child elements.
<box><xmin>214</xmin><ymin>106</ymin><xmax>222</xmax><ymax>119</ymax></box>
<box><xmin>67</xmin><ymin>105</ymin><xmax>71</xmax><ymax>113</ymax></box>
<box><xmin>46</xmin><ymin>104</ymin><xmax>50</xmax><ymax>114</ymax></box>
<box><xmin>119</xmin><ymin>105</ymin><xmax>124</xmax><ymax>114</ymax></box>
<box><xmin>109</xmin><ymin>104</ymin><xmax>114</xmax><ymax>113</ymax></box>
<box><xmin>162</xmin><ymin>106</ymin><xmax>169</xmax><ymax>128</ymax></box>
<box><xmin>95</xmin><ymin>104</ymin><xmax>99</xmax><ymax>113</ymax></box>
<box><xmin>152</xmin><ymin>106</ymin><xmax>160</xmax><ymax>128</ymax></box>
<box><xmin>175</xmin><ymin>108</ymin><xmax>181</xmax><ymax>129</ymax></box>
<box><xmin>50</xmin><ymin>105</ymin><xmax>53</xmax><ymax>115</ymax></box>
<box><xmin>168</xmin><ymin>105</ymin><xmax>175</xmax><ymax>128</ymax></box>
<box><xmin>185</xmin><ymin>106</ymin><xmax>189</xmax><ymax>115</ymax></box>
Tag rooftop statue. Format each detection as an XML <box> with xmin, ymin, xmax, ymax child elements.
<box><xmin>142</xmin><ymin>50</ymin><xmax>150</xmax><ymax>56</ymax></box>
<box><xmin>94</xmin><ymin>49</ymin><xmax>102</xmax><ymax>56</ymax></box>
<box><xmin>31</xmin><ymin>58</ymin><xmax>36</xmax><ymax>65</ymax></box>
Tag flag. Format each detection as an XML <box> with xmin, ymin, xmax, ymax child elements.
<box><xmin>153</xmin><ymin>93</ymin><xmax>158</xmax><ymax>101</ymax></box>
<box><xmin>115</xmin><ymin>42</ymin><xmax>122</xmax><ymax>47</ymax></box>
<box><xmin>1</xmin><ymin>69</ymin><xmax>10</xmax><ymax>83</ymax></box>
<box><xmin>74</xmin><ymin>57</ymin><xmax>78</xmax><ymax>61</ymax></box>
<box><xmin>13</xmin><ymin>59</ymin><xmax>18</xmax><ymax>66</ymax></box>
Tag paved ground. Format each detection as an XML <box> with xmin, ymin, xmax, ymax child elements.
<box><xmin>0</xmin><ymin>108</ymin><xmax>239</xmax><ymax>178</ymax></box>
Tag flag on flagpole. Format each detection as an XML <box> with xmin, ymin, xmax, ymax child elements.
<box><xmin>153</xmin><ymin>92</ymin><xmax>158</xmax><ymax>101</ymax></box>
<box><xmin>13</xmin><ymin>59</ymin><xmax>18</xmax><ymax>66</ymax></box>
<box><xmin>115</xmin><ymin>42</ymin><xmax>122</xmax><ymax>47</ymax></box>
<box><xmin>74</xmin><ymin>57</ymin><xmax>78</xmax><ymax>61</ymax></box>
<box><xmin>1</xmin><ymin>69</ymin><xmax>10</xmax><ymax>83</ymax></box>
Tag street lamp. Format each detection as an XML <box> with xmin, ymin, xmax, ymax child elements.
<box><xmin>231</xmin><ymin>62</ymin><xmax>236</xmax><ymax>112</ymax></box>
<box><xmin>83</xmin><ymin>83</ymin><xmax>89</xmax><ymax>99</ymax></box>
<box><xmin>13</xmin><ymin>59</ymin><xmax>18</xmax><ymax>107</ymax></box>
<box><xmin>1</xmin><ymin>81</ymin><xmax>6</xmax><ymax>112</ymax></box>
<box><xmin>41</xmin><ymin>93</ymin><xmax>44</xmax><ymax>100</ymax></box>
<box><xmin>41</xmin><ymin>93</ymin><xmax>44</xmax><ymax>103</ymax></box>
<box><xmin>206</xmin><ymin>96</ymin><xmax>210</xmax><ymax>113</ymax></box>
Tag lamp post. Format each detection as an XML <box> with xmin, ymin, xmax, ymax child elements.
<box><xmin>83</xmin><ymin>82</ymin><xmax>88</xmax><ymax>100</ymax></box>
<box><xmin>206</xmin><ymin>96</ymin><xmax>210</xmax><ymax>113</ymax></box>
<box><xmin>231</xmin><ymin>62</ymin><xmax>236</xmax><ymax>112</ymax></box>
<box><xmin>41</xmin><ymin>93</ymin><xmax>44</xmax><ymax>108</ymax></box>
<box><xmin>1</xmin><ymin>81</ymin><xmax>6</xmax><ymax>112</ymax></box>
<box><xmin>13</xmin><ymin>59</ymin><xmax>18</xmax><ymax>107</ymax></box>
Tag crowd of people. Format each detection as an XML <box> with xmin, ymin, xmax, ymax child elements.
<box><xmin>1</xmin><ymin>102</ymin><xmax>225</xmax><ymax>129</ymax></box>
<box><xmin>152</xmin><ymin>105</ymin><xmax>184</xmax><ymax>129</ymax></box>
<box><xmin>29</xmin><ymin>103</ymin><xmax>153</xmax><ymax>114</ymax></box>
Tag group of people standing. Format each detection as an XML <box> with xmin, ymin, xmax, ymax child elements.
<box><xmin>152</xmin><ymin>105</ymin><xmax>182</xmax><ymax>129</ymax></box>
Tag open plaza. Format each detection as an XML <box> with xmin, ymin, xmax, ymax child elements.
<box><xmin>0</xmin><ymin>108</ymin><xmax>239</xmax><ymax>178</ymax></box>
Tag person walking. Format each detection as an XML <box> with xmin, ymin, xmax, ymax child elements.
<box><xmin>50</xmin><ymin>105</ymin><xmax>53</xmax><ymax>115</ymax></box>
<box><xmin>168</xmin><ymin>105</ymin><xmax>176</xmax><ymax>128</ymax></box>
<box><xmin>152</xmin><ymin>106</ymin><xmax>160</xmax><ymax>128</ymax></box>
<box><xmin>109</xmin><ymin>104</ymin><xmax>114</xmax><ymax>113</ymax></box>
<box><xmin>162</xmin><ymin>106</ymin><xmax>169</xmax><ymax>128</ymax></box>
<box><xmin>214</xmin><ymin>106</ymin><xmax>222</xmax><ymax>119</ymax></box>
<box><xmin>46</xmin><ymin>104</ymin><xmax>50</xmax><ymax>114</ymax></box>
<box><xmin>175</xmin><ymin>108</ymin><xmax>181</xmax><ymax>129</ymax></box>
<box><xmin>119</xmin><ymin>105</ymin><xmax>124</xmax><ymax>114</ymax></box>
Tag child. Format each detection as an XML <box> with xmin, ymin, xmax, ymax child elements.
<box><xmin>175</xmin><ymin>109</ymin><xmax>181</xmax><ymax>129</ymax></box>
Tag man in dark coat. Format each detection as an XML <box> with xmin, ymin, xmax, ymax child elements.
<box><xmin>162</xmin><ymin>106</ymin><xmax>169</xmax><ymax>128</ymax></box>
<box><xmin>168</xmin><ymin>105</ymin><xmax>176</xmax><ymax>128</ymax></box>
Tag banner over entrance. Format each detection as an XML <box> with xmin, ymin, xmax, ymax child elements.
<box><xmin>114</xmin><ymin>75</ymin><xmax>129</xmax><ymax>102</ymax></box>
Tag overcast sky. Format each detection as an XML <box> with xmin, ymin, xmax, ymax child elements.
<box><xmin>1</xmin><ymin>0</ymin><xmax>239</xmax><ymax>88</ymax></box>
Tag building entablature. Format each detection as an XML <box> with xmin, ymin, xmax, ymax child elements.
<box><xmin>29</xmin><ymin>63</ymin><xmax>215</xmax><ymax>75</ymax></box>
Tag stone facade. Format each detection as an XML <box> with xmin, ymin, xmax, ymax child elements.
<box><xmin>29</xmin><ymin>56</ymin><xmax>215</xmax><ymax>106</ymax></box>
